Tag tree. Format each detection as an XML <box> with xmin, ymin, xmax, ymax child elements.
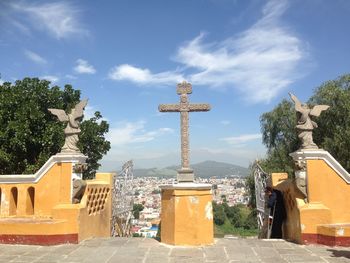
<box><xmin>79</xmin><ymin>111</ymin><xmax>110</xmax><ymax>179</ymax></box>
<box><xmin>132</xmin><ymin>203</ymin><xmax>144</xmax><ymax>219</ymax></box>
<box><xmin>212</xmin><ymin>201</ymin><xmax>226</xmax><ymax>225</ymax></box>
<box><xmin>260</xmin><ymin>99</ymin><xmax>298</xmax><ymax>176</ymax></box>
<box><xmin>223</xmin><ymin>203</ymin><xmax>243</xmax><ymax>228</ymax></box>
<box><xmin>0</xmin><ymin>78</ymin><xmax>110</xmax><ymax>179</ymax></box>
<box><xmin>243</xmin><ymin>209</ymin><xmax>258</xmax><ymax>230</ymax></box>
<box><xmin>245</xmin><ymin>166</ymin><xmax>256</xmax><ymax>208</ymax></box>
<box><xmin>221</xmin><ymin>194</ymin><xmax>227</xmax><ymax>203</ymax></box>
<box><xmin>259</xmin><ymin>73</ymin><xmax>350</xmax><ymax>174</ymax></box>
<box><xmin>309</xmin><ymin>74</ymin><xmax>350</xmax><ymax>171</ymax></box>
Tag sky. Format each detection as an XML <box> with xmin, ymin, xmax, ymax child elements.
<box><xmin>1</xmin><ymin>0</ymin><xmax>350</xmax><ymax>171</ymax></box>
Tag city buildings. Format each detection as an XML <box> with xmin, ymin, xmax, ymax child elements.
<box><xmin>131</xmin><ymin>176</ymin><xmax>248</xmax><ymax>236</ymax></box>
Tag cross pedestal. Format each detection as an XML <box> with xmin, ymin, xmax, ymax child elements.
<box><xmin>160</xmin><ymin>183</ymin><xmax>213</xmax><ymax>246</ymax></box>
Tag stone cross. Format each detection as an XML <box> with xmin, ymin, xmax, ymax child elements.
<box><xmin>159</xmin><ymin>81</ymin><xmax>211</xmax><ymax>182</ymax></box>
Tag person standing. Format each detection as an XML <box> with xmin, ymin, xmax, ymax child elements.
<box><xmin>265</xmin><ymin>186</ymin><xmax>286</xmax><ymax>238</ymax></box>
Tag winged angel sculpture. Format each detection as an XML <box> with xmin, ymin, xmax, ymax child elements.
<box><xmin>289</xmin><ymin>93</ymin><xmax>329</xmax><ymax>149</ymax></box>
<box><xmin>48</xmin><ymin>100</ymin><xmax>88</xmax><ymax>153</ymax></box>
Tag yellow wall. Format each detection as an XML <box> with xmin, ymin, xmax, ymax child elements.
<box><xmin>0</xmin><ymin>162</ymin><xmax>72</xmax><ymax>217</ymax></box>
<box><xmin>0</xmin><ymin>158</ymin><xmax>113</xmax><ymax>244</ymax></box>
<box><xmin>273</xmin><ymin>155</ymin><xmax>350</xmax><ymax>243</ymax></box>
<box><xmin>271</xmin><ymin>173</ymin><xmax>288</xmax><ymax>188</ymax></box>
<box><xmin>307</xmin><ymin>159</ymin><xmax>350</xmax><ymax>223</ymax></box>
<box><xmin>78</xmin><ymin>173</ymin><xmax>112</xmax><ymax>241</ymax></box>
<box><xmin>161</xmin><ymin>186</ymin><xmax>213</xmax><ymax>246</ymax></box>
<box><xmin>294</xmin><ymin>159</ymin><xmax>350</xmax><ymax>236</ymax></box>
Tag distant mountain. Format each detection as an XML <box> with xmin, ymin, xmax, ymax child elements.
<box><xmin>133</xmin><ymin>167</ymin><xmax>176</xmax><ymax>178</ymax></box>
<box><xmin>133</xmin><ymin>160</ymin><xmax>249</xmax><ymax>178</ymax></box>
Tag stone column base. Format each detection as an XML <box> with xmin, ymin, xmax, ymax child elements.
<box><xmin>177</xmin><ymin>168</ymin><xmax>194</xmax><ymax>182</ymax></box>
<box><xmin>160</xmin><ymin>183</ymin><xmax>213</xmax><ymax>246</ymax></box>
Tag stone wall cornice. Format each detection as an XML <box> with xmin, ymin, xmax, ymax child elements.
<box><xmin>290</xmin><ymin>149</ymin><xmax>350</xmax><ymax>184</ymax></box>
<box><xmin>0</xmin><ymin>154</ymin><xmax>87</xmax><ymax>184</ymax></box>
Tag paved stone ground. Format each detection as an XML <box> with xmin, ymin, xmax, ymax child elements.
<box><xmin>0</xmin><ymin>237</ymin><xmax>349</xmax><ymax>263</ymax></box>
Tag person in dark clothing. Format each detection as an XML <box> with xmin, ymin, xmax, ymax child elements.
<box><xmin>265</xmin><ymin>186</ymin><xmax>286</xmax><ymax>238</ymax></box>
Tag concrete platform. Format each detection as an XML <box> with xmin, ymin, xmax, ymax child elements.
<box><xmin>0</xmin><ymin>237</ymin><xmax>349</xmax><ymax>262</ymax></box>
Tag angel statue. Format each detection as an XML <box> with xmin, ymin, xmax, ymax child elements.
<box><xmin>289</xmin><ymin>93</ymin><xmax>329</xmax><ymax>149</ymax></box>
<box><xmin>48</xmin><ymin>99</ymin><xmax>88</xmax><ymax>153</ymax></box>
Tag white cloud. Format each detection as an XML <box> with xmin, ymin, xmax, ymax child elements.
<box><xmin>65</xmin><ymin>74</ymin><xmax>77</xmax><ymax>80</ymax></box>
<box><xmin>74</xmin><ymin>59</ymin><xmax>96</xmax><ymax>74</ymax></box>
<box><xmin>40</xmin><ymin>75</ymin><xmax>59</xmax><ymax>83</ymax></box>
<box><xmin>0</xmin><ymin>80</ymin><xmax>3</xmax><ymax>85</ymax></box>
<box><xmin>108</xmin><ymin>64</ymin><xmax>183</xmax><ymax>85</ymax></box>
<box><xmin>221</xmin><ymin>133</ymin><xmax>262</xmax><ymax>145</ymax></box>
<box><xmin>108</xmin><ymin>0</ymin><xmax>305</xmax><ymax>103</ymax></box>
<box><xmin>9</xmin><ymin>1</ymin><xmax>87</xmax><ymax>39</ymax></box>
<box><xmin>10</xmin><ymin>19</ymin><xmax>31</xmax><ymax>35</ymax></box>
<box><xmin>175</xmin><ymin>0</ymin><xmax>303</xmax><ymax>103</ymax></box>
<box><xmin>220</xmin><ymin>120</ymin><xmax>231</xmax><ymax>126</ymax></box>
<box><xmin>24</xmin><ymin>50</ymin><xmax>47</xmax><ymax>64</ymax></box>
<box><xmin>107</xmin><ymin>121</ymin><xmax>173</xmax><ymax>146</ymax></box>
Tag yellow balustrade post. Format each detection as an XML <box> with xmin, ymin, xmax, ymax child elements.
<box><xmin>160</xmin><ymin>183</ymin><xmax>214</xmax><ymax>246</ymax></box>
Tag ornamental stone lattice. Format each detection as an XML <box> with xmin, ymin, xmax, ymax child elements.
<box><xmin>159</xmin><ymin>81</ymin><xmax>211</xmax><ymax>182</ymax></box>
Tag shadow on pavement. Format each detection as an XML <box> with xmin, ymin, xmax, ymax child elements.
<box><xmin>328</xmin><ymin>249</ymin><xmax>350</xmax><ymax>259</ymax></box>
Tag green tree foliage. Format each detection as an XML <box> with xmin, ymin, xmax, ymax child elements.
<box><xmin>213</xmin><ymin>201</ymin><xmax>226</xmax><ymax>225</ymax></box>
<box><xmin>212</xmin><ymin>201</ymin><xmax>257</xmax><ymax>235</ymax></box>
<box><xmin>223</xmin><ymin>203</ymin><xmax>243</xmax><ymax>228</ymax></box>
<box><xmin>78</xmin><ymin>111</ymin><xmax>110</xmax><ymax>179</ymax></box>
<box><xmin>309</xmin><ymin>74</ymin><xmax>350</xmax><ymax>170</ymax></box>
<box><xmin>155</xmin><ymin>222</ymin><xmax>161</xmax><ymax>241</ymax></box>
<box><xmin>260</xmin><ymin>100</ymin><xmax>298</xmax><ymax>176</ymax></box>
<box><xmin>243</xmin><ymin>209</ymin><xmax>258</xmax><ymax>230</ymax></box>
<box><xmin>0</xmin><ymin>78</ymin><xmax>110</xmax><ymax>178</ymax></box>
<box><xmin>132</xmin><ymin>203</ymin><xmax>144</xmax><ymax>219</ymax></box>
<box><xmin>245</xmin><ymin>166</ymin><xmax>256</xmax><ymax>208</ymax></box>
<box><xmin>259</xmin><ymin>73</ymin><xmax>350</xmax><ymax>174</ymax></box>
<box><xmin>220</xmin><ymin>194</ymin><xmax>227</xmax><ymax>203</ymax></box>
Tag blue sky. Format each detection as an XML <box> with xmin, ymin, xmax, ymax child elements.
<box><xmin>1</xmin><ymin>0</ymin><xmax>350</xmax><ymax>171</ymax></box>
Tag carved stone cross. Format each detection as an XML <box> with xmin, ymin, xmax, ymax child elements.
<box><xmin>159</xmin><ymin>81</ymin><xmax>211</xmax><ymax>182</ymax></box>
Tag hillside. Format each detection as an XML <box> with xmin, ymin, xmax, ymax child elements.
<box><xmin>133</xmin><ymin>160</ymin><xmax>249</xmax><ymax>178</ymax></box>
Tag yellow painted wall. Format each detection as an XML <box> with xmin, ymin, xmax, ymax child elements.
<box><xmin>272</xmin><ymin>156</ymin><xmax>350</xmax><ymax>242</ymax></box>
<box><xmin>161</xmin><ymin>190</ymin><xmax>175</xmax><ymax>243</ymax></box>
<box><xmin>307</xmin><ymin>159</ymin><xmax>350</xmax><ymax>223</ymax></box>
<box><xmin>293</xmin><ymin>159</ymin><xmax>350</xmax><ymax>236</ymax></box>
<box><xmin>78</xmin><ymin>173</ymin><xmax>112</xmax><ymax>241</ymax></box>
<box><xmin>271</xmin><ymin>173</ymin><xmax>288</xmax><ymax>188</ymax></box>
<box><xmin>0</xmin><ymin>159</ymin><xmax>113</xmax><ymax>242</ymax></box>
<box><xmin>0</xmin><ymin>162</ymin><xmax>72</xmax><ymax>217</ymax></box>
<box><xmin>161</xmin><ymin>187</ymin><xmax>213</xmax><ymax>246</ymax></box>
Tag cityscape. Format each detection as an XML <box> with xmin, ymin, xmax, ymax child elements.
<box><xmin>131</xmin><ymin>175</ymin><xmax>249</xmax><ymax>237</ymax></box>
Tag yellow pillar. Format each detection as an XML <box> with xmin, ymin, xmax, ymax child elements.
<box><xmin>160</xmin><ymin>183</ymin><xmax>213</xmax><ymax>246</ymax></box>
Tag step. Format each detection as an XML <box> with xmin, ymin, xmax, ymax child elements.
<box><xmin>316</xmin><ymin>223</ymin><xmax>350</xmax><ymax>246</ymax></box>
